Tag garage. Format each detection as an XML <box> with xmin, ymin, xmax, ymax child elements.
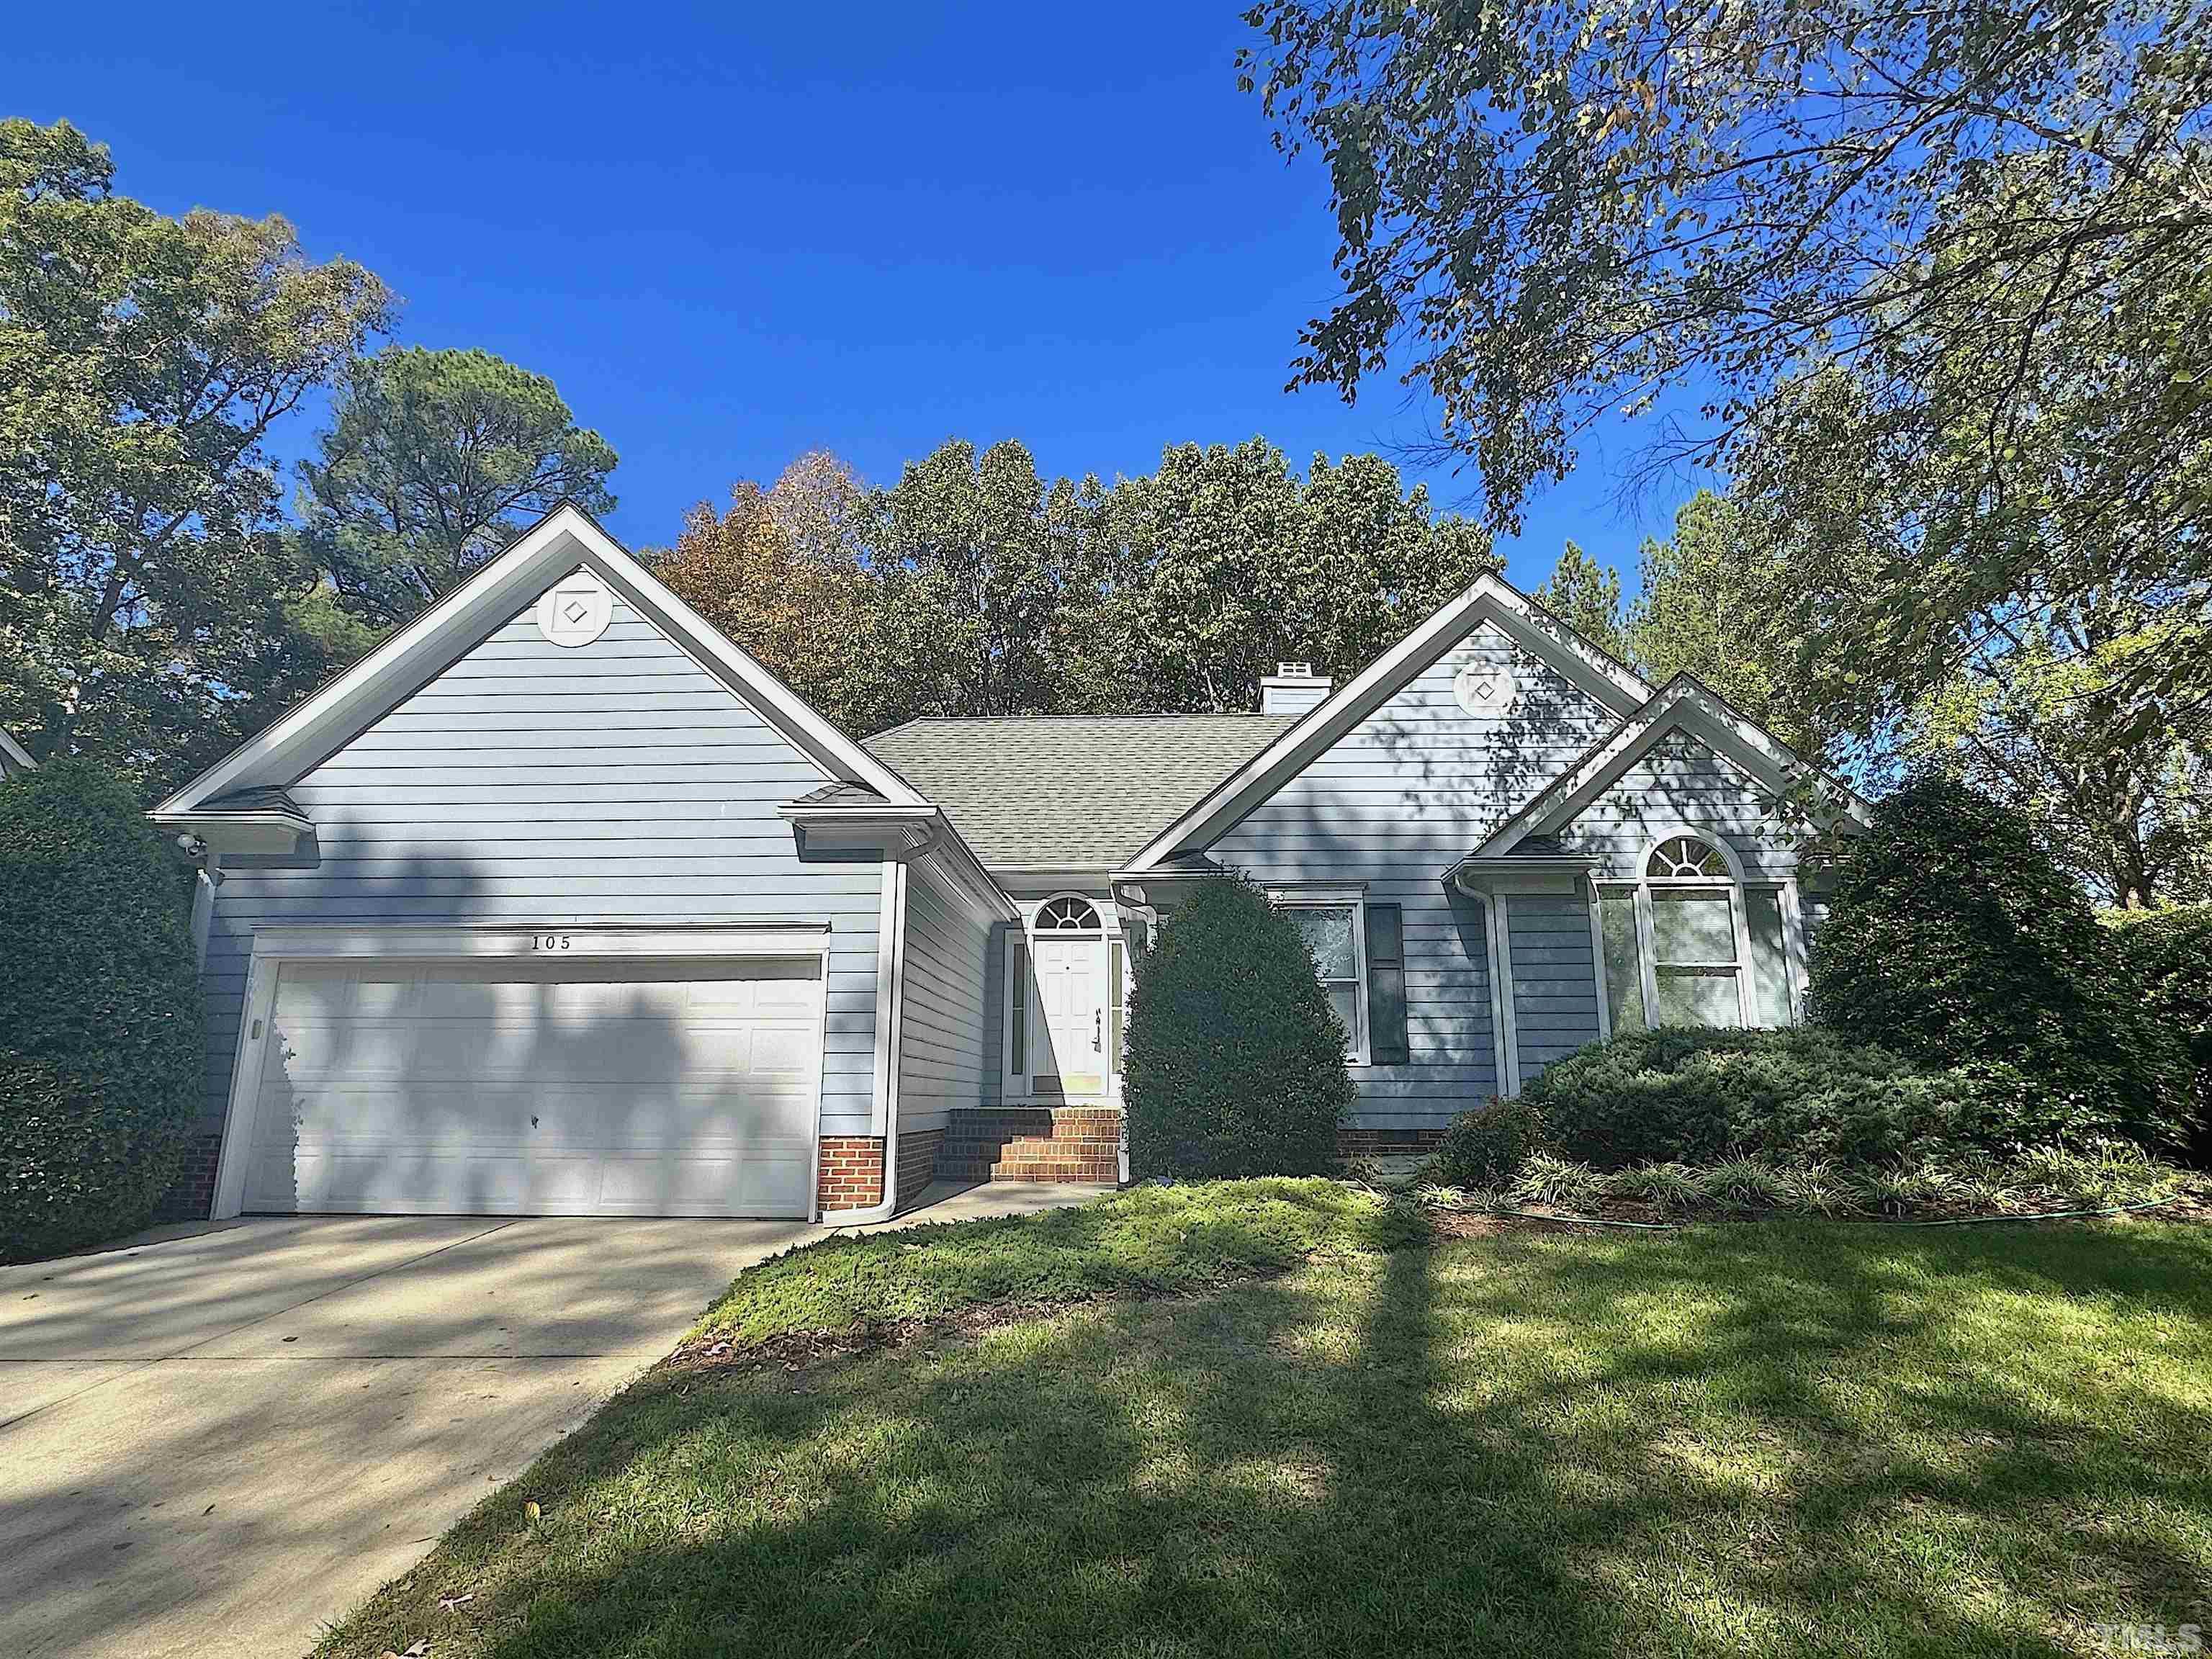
<box><xmin>233</xmin><ymin>954</ymin><xmax>824</xmax><ymax>1218</ymax></box>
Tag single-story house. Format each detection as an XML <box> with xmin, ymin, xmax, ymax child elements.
<box><xmin>150</xmin><ymin>505</ymin><xmax>1867</xmax><ymax>1224</ymax></box>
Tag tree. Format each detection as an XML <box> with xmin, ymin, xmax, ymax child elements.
<box><xmin>655</xmin><ymin>453</ymin><xmax>883</xmax><ymax>735</ymax></box>
<box><xmin>1109</xmin><ymin>440</ymin><xmax>1497</xmax><ymax>711</ymax></box>
<box><xmin>1532</xmin><ymin>541</ymin><xmax>1629</xmax><ymax>664</ymax></box>
<box><xmin>1625</xmin><ymin>491</ymin><xmax>1834</xmax><ymax>760</ymax></box>
<box><xmin>1241</xmin><ymin>2</ymin><xmax>2212</xmax><ymax>726</ymax></box>
<box><xmin>860</xmin><ymin>439</ymin><xmax>1115</xmax><ymax>724</ymax></box>
<box><xmin>298</xmin><ymin>346</ymin><xmax>617</xmax><ymax>640</ymax></box>
<box><xmin>0</xmin><ymin>119</ymin><xmax>392</xmax><ymax>794</ymax></box>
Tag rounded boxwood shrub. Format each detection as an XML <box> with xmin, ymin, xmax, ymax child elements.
<box><xmin>1</xmin><ymin>759</ymin><xmax>204</xmax><ymax>1262</ymax></box>
<box><xmin>1524</xmin><ymin>1026</ymin><xmax>2051</xmax><ymax>1170</ymax></box>
<box><xmin>1809</xmin><ymin>773</ymin><xmax>2190</xmax><ymax>1151</ymax></box>
<box><xmin>2106</xmin><ymin>904</ymin><xmax>2212</xmax><ymax>1166</ymax></box>
<box><xmin>1426</xmin><ymin>1094</ymin><xmax>1547</xmax><ymax>1189</ymax></box>
<box><xmin>1123</xmin><ymin>873</ymin><xmax>1354</xmax><ymax>1179</ymax></box>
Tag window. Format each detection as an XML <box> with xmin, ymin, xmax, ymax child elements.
<box><xmin>1035</xmin><ymin>895</ymin><xmax>1101</xmax><ymax>931</ymax></box>
<box><xmin>1593</xmin><ymin>835</ymin><xmax>1801</xmax><ymax>1033</ymax></box>
<box><xmin>1274</xmin><ymin>891</ymin><xmax>1368</xmax><ymax>1063</ymax></box>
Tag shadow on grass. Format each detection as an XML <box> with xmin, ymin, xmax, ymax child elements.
<box><xmin>320</xmin><ymin>1218</ymin><xmax>2212</xmax><ymax>1659</ymax></box>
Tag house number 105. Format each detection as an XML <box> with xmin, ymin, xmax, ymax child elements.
<box><xmin>532</xmin><ymin>934</ymin><xmax>572</xmax><ymax>950</ymax></box>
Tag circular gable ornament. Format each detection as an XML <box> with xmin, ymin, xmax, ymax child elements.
<box><xmin>535</xmin><ymin>571</ymin><xmax>613</xmax><ymax>648</ymax></box>
<box><xmin>1453</xmin><ymin>659</ymin><xmax>1517</xmax><ymax>715</ymax></box>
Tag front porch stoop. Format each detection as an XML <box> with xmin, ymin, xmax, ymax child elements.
<box><xmin>938</xmin><ymin>1106</ymin><xmax>1122</xmax><ymax>1186</ymax></box>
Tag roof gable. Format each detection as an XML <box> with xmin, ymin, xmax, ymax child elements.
<box><xmin>1470</xmin><ymin>675</ymin><xmax>1873</xmax><ymax>858</ymax></box>
<box><xmin>1118</xmin><ymin>572</ymin><xmax>1655</xmax><ymax>873</ymax></box>
<box><xmin>155</xmin><ymin>504</ymin><xmax>924</xmax><ymax>822</ymax></box>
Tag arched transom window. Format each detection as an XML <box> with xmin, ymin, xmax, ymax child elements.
<box><xmin>1035</xmin><ymin>895</ymin><xmax>1102</xmax><ymax>932</ymax></box>
<box><xmin>1594</xmin><ymin>833</ymin><xmax>1800</xmax><ymax>1034</ymax></box>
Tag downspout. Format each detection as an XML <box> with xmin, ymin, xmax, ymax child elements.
<box><xmin>825</xmin><ymin>822</ymin><xmax>937</xmax><ymax>1228</ymax></box>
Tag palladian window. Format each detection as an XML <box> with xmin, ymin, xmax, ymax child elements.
<box><xmin>1597</xmin><ymin>835</ymin><xmax>1799</xmax><ymax>1034</ymax></box>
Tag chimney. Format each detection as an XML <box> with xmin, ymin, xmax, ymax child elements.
<box><xmin>1260</xmin><ymin>661</ymin><xmax>1333</xmax><ymax>716</ymax></box>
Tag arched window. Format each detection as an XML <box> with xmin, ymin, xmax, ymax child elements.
<box><xmin>1595</xmin><ymin>832</ymin><xmax>1799</xmax><ymax>1034</ymax></box>
<box><xmin>1035</xmin><ymin>895</ymin><xmax>1102</xmax><ymax>932</ymax></box>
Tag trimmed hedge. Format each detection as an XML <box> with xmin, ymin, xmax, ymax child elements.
<box><xmin>1809</xmin><ymin>773</ymin><xmax>2190</xmax><ymax>1152</ymax></box>
<box><xmin>1</xmin><ymin>760</ymin><xmax>204</xmax><ymax>1261</ymax></box>
<box><xmin>1123</xmin><ymin>873</ymin><xmax>1353</xmax><ymax>1179</ymax></box>
<box><xmin>2107</xmin><ymin>904</ymin><xmax>2212</xmax><ymax>1167</ymax></box>
<box><xmin>1523</xmin><ymin>1026</ymin><xmax>2059</xmax><ymax>1170</ymax></box>
<box><xmin>1426</xmin><ymin>1094</ymin><xmax>1547</xmax><ymax>1189</ymax></box>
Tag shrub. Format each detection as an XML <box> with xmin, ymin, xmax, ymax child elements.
<box><xmin>1123</xmin><ymin>873</ymin><xmax>1354</xmax><ymax>1179</ymax></box>
<box><xmin>0</xmin><ymin>760</ymin><xmax>204</xmax><ymax>1262</ymax></box>
<box><xmin>2106</xmin><ymin>904</ymin><xmax>2212</xmax><ymax>1167</ymax></box>
<box><xmin>1426</xmin><ymin>1094</ymin><xmax>1547</xmax><ymax>1189</ymax></box>
<box><xmin>1809</xmin><ymin>773</ymin><xmax>2190</xmax><ymax>1151</ymax></box>
<box><xmin>1525</xmin><ymin>1025</ymin><xmax>2073</xmax><ymax>1169</ymax></box>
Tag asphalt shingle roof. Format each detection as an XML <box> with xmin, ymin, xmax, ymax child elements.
<box><xmin>863</xmin><ymin>714</ymin><xmax>1298</xmax><ymax>872</ymax></box>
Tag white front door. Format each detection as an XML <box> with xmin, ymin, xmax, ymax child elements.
<box><xmin>1031</xmin><ymin>938</ymin><xmax>1106</xmax><ymax>1092</ymax></box>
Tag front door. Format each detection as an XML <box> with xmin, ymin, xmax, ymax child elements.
<box><xmin>1032</xmin><ymin>937</ymin><xmax>1106</xmax><ymax>1093</ymax></box>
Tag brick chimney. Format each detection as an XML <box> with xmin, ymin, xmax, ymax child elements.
<box><xmin>1259</xmin><ymin>661</ymin><xmax>1333</xmax><ymax>716</ymax></box>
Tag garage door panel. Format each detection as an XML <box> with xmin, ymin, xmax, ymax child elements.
<box><xmin>243</xmin><ymin>957</ymin><xmax>824</xmax><ymax>1217</ymax></box>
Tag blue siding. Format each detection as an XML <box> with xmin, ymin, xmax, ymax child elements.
<box><xmin>1207</xmin><ymin>623</ymin><xmax>1618</xmax><ymax>1130</ymax></box>
<box><xmin>199</xmin><ymin>595</ymin><xmax>884</xmax><ymax>1140</ymax></box>
<box><xmin>896</xmin><ymin>867</ymin><xmax>992</xmax><ymax>1133</ymax></box>
<box><xmin>1560</xmin><ymin>729</ymin><xmax>1803</xmax><ymax>880</ymax></box>
<box><xmin>1506</xmin><ymin>893</ymin><xmax>1601</xmax><ymax>1082</ymax></box>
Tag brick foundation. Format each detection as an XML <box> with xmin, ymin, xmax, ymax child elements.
<box><xmin>940</xmin><ymin>1107</ymin><xmax>1123</xmax><ymax>1185</ymax></box>
<box><xmin>151</xmin><ymin>1130</ymin><xmax>224</xmax><ymax>1223</ymax></box>
<box><xmin>817</xmin><ymin>1135</ymin><xmax>886</xmax><ymax>1210</ymax></box>
<box><xmin>1336</xmin><ymin>1126</ymin><xmax>1450</xmax><ymax>1160</ymax></box>
<box><xmin>894</xmin><ymin>1127</ymin><xmax>943</xmax><ymax>1210</ymax></box>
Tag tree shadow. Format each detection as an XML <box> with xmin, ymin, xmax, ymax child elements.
<box><xmin>317</xmin><ymin>1217</ymin><xmax>2212</xmax><ymax>1658</ymax></box>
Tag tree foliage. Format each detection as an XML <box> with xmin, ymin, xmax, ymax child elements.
<box><xmin>1241</xmin><ymin>0</ymin><xmax>2212</xmax><ymax>748</ymax></box>
<box><xmin>299</xmin><ymin>345</ymin><xmax>618</xmax><ymax>642</ymax></box>
<box><xmin>0</xmin><ymin>118</ymin><xmax>392</xmax><ymax>793</ymax></box>
<box><xmin>1809</xmin><ymin>774</ymin><xmax>2191</xmax><ymax>1151</ymax></box>
<box><xmin>1</xmin><ymin>760</ymin><xmax>204</xmax><ymax>1260</ymax></box>
<box><xmin>1532</xmin><ymin>540</ymin><xmax>1629</xmax><ymax>665</ymax></box>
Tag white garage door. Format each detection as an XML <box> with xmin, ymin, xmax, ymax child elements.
<box><xmin>240</xmin><ymin>957</ymin><xmax>822</xmax><ymax>1217</ymax></box>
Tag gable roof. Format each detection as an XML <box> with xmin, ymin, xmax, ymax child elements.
<box><xmin>864</xmin><ymin>714</ymin><xmax>1298</xmax><ymax>871</ymax></box>
<box><xmin>1467</xmin><ymin>673</ymin><xmax>1874</xmax><ymax>858</ymax></box>
<box><xmin>153</xmin><ymin>503</ymin><xmax>925</xmax><ymax>823</ymax></box>
<box><xmin>1118</xmin><ymin>572</ymin><xmax>1657</xmax><ymax>874</ymax></box>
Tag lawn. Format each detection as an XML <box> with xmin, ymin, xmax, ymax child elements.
<box><xmin>318</xmin><ymin>1182</ymin><xmax>2212</xmax><ymax>1658</ymax></box>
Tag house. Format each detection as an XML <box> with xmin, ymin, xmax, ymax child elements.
<box><xmin>150</xmin><ymin>504</ymin><xmax>1867</xmax><ymax>1225</ymax></box>
<box><xmin>0</xmin><ymin>728</ymin><xmax>35</xmax><ymax>778</ymax></box>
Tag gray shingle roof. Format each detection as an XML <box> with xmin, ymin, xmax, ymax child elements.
<box><xmin>200</xmin><ymin>786</ymin><xmax>310</xmax><ymax>819</ymax></box>
<box><xmin>863</xmin><ymin>714</ymin><xmax>1298</xmax><ymax>871</ymax></box>
<box><xmin>786</xmin><ymin>780</ymin><xmax>884</xmax><ymax>809</ymax></box>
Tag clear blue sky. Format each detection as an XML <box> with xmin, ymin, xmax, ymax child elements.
<box><xmin>8</xmin><ymin>2</ymin><xmax>1708</xmax><ymax>590</ymax></box>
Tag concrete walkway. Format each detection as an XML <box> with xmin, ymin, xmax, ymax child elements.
<box><xmin>0</xmin><ymin>1183</ymin><xmax>1107</xmax><ymax>1659</ymax></box>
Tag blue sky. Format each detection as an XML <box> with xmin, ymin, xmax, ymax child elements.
<box><xmin>8</xmin><ymin>2</ymin><xmax>1708</xmax><ymax>590</ymax></box>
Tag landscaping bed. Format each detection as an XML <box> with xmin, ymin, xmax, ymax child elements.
<box><xmin>318</xmin><ymin>1181</ymin><xmax>2212</xmax><ymax>1659</ymax></box>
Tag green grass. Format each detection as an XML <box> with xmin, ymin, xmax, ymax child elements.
<box><xmin>319</xmin><ymin>1197</ymin><xmax>2212</xmax><ymax>1659</ymax></box>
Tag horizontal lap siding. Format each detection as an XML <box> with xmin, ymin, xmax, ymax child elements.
<box><xmin>1506</xmin><ymin>894</ymin><xmax>1601</xmax><ymax>1082</ymax></box>
<box><xmin>896</xmin><ymin>868</ymin><xmax>992</xmax><ymax>1134</ymax></box>
<box><xmin>200</xmin><ymin>600</ymin><xmax>882</xmax><ymax>1141</ymax></box>
<box><xmin>1208</xmin><ymin>624</ymin><xmax>1617</xmax><ymax>1130</ymax></box>
<box><xmin>1560</xmin><ymin>729</ymin><xmax>1801</xmax><ymax>880</ymax></box>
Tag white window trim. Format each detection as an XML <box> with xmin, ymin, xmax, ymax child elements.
<box><xmin>1586</xmin><ymin>834</ymin><xmax>1812</xmax><ymax>1033</ymax></box>
<box><xmin>1269</xmin><ymin>886</ymin><xmax>1372</xmax><ymax>1068</ymax></box>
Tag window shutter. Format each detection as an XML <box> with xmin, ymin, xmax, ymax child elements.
<box><xmin>1364</xmin><ymin>903</ymin><xmax>1409</xmax><ymax>1065</ymax></box>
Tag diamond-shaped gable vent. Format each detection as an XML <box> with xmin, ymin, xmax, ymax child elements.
<box><xmin>535</xmin><ymin>572</ymin><xmax>613</xmax><ymax>647</ymax></box>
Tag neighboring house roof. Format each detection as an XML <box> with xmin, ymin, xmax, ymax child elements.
<box><xmin>0</xmin><ymin>728</ymin><xmax>33</xmax><ymax>775</ymax></box>
<box><xmin>152</xmin><ymin>503</ymin><xmax>928</xmax><ymax>827</ymax></box>
<box><xmin>864</xmin><ymin>714</ymin><xmax>1298</xmax><ymax>872</ymax></box>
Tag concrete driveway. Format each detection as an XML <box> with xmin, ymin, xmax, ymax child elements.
<box><xmin>0</xmin><ymin>1215</ymin><xmax>817</xmax><ymax>1659</ymax></box>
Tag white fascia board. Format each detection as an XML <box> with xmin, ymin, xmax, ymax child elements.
<box><xmin>0</xmin><ymin>728</ymin><xmax>34</xmax><ymax>772</ymax></box>
<box><xmin>779</xmin><ymin>801</ymin><xmax>1019</xmax><ymax>923</ymax></box>
<box><xmin>150</xmin><ymin>808</ymin><xmax>314</xmax><ymax>857</ymax></box>
<box><xmin>1120</xmin><ymin>573</ymin><xmax>1654</xmax><ymax>873</ymax></box>
<box><xmin>155</xmin><ymin>504</ymin><xmax>925</xmax><ymax>819</ymax></box>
